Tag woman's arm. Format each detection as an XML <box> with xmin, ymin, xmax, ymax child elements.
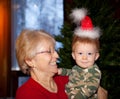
<box><xmin>98</xmin><ymin>86</ymin><xmax>108</xmax><ymax>99</ymax></box>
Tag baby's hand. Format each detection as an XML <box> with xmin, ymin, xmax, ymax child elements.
<box><xmin>58</xmin><ymin>68</ymin><xmax>62</xmax><ymax>75</ymax></box>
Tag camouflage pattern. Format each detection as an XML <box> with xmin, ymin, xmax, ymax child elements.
<box><xmin>61</xmin><ymin>64</ymin><xmax>101</xmax><ymax>99</ymax></box>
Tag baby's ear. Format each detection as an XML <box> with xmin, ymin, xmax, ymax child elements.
<box><xmin>72</xmin><ymin>52</ymin><xmax>75</xmax><ymax>60</ymax></box>
<box><xmin>95</xmin><ymin>52</ymin><xmax>100</xmax><ymax>61</ymax></box>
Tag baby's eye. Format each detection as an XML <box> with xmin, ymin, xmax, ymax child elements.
<box><xmin>78</xmin><ymin>52</ymin><xmax>83</xmax><ymax>55</ymax></box>
<box><xmin>87</xmin><ymin>53</ymin><xmax>93</xmax><ymax>55</ymax></box>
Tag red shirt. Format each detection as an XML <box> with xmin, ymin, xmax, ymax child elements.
<box><xmin>16</xmin><ymin>76</ymin><xmax>68</xmax><ymax>99</ymax></box>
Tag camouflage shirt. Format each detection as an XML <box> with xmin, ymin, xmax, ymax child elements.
<box><xmin>61</xmin><ymin>64</ymin><xmax>101</xmax><ymax>99</ymax></box>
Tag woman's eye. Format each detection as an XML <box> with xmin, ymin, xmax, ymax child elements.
<box><xmin>46</xmin><ymin>51</ymin><xmax>52</xmax><ymax>53</ymax></box>
<box><xmin>40</xmin><ymin>51</ymin><xmax>51</xmax><ymax>54</ymax></box>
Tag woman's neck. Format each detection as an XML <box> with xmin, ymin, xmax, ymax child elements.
<box><xmin>30</xmin><ymin>70</ymin><xmax>57</xmax><ymax>93</ymax></box>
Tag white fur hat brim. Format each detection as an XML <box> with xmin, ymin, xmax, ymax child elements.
<box><xmin>74</xmin><ymin>27</ymin><xmax>101</xmax><ymax>39</ymax></box>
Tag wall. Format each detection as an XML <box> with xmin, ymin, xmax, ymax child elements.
<box><xmin>0</xmin><ymin>0</ymin><xmax>11</xmax><ymax>97</ymax></box>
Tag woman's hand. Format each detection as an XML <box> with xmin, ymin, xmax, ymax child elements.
<box><xmin>98</xmin><ymin>86</ymin><xmax>108</xmax><ymax>99</ymax></box>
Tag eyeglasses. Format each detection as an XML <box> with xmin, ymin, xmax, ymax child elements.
<box><xmin>36</xmin><ymin>50</ymin><xmax>56</xmax><ymax>55</ymax></box>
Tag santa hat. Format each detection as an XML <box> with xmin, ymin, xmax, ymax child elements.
<box><xmin>70</xmin><ymin>8</ymin><xmax>101</xmax><ymax>39</ymax></box>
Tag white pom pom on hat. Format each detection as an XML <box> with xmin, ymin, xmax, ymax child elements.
<box><xmin>70</xmin><ymin>8</ymin><xmax>101</xmax><ymax>39</ymax></box>
<box><xmin>70</xmin><ymin>8</ymin><xmax>87</xmax><ymax>24</ymax></box>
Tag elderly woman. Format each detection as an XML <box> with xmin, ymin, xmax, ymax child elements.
<box><xmin>15</xmin><ymin>29</ymin><xmax>107</xmax><ymax>99</ymax></box>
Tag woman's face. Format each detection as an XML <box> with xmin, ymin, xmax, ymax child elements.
<box><xmin>28</xmin><ymin>41</ymin><xmax>59</xmax><ymax>76</ymax></box>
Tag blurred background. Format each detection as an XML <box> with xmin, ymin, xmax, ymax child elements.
<box><xmin>0</xmin><ymin>0</ymin><xmax>119</xmax><ymax>99</ymax></box>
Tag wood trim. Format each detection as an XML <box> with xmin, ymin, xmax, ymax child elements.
<box><xmin>0</xmin><ymin>0</ymin><xmax>11</xmax><ymax>97</ymax></box>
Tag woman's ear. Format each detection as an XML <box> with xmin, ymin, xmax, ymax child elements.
<box><xmin>95</xmin><ymin>52</ymin><xmax>100</xmax><ymax>61</ymax></box>
<box><xmin>72</xmin><ymin>52</ymin><xmax>75</xmax><ymax>60</ymax></box>
<box><xmin>25</xmin><ymin>58</ymin><xmax>33</xmax><ymax>67</ymax></box>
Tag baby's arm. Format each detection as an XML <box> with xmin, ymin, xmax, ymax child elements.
<box><xmin>58</xmin><ymin>68</ymin><xmax>71</xmax><ymax>76</ymax></box>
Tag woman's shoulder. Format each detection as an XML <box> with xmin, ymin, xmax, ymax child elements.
<box><xmin>16</xmin><ymin>78</ymin><xmax>33</xmax><ymax>91</ymax></box>
<box><xmin>15</xmin><ymin>78</ymin><xmax>31</xmax><ymax>99</ymax></box>
<box><xmin>16</xmin><ymin>78</ymin><xmax>40</xmax><ymax>98</ymax></box>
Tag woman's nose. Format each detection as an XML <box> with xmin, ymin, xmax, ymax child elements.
<box><xmin>53</xmin><ymin>51</ymin><xmax>59</xmax><ymax>58</ymax></box>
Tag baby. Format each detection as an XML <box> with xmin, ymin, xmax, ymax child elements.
<box><xmin>58</xmin><ymin>8</ymin><xmax>101</xmax><ymax>99</ymax></box>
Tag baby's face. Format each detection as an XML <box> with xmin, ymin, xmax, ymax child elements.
<box><xmin>72</xmin><ymin>42</ymin><xmax>99</xmax><ymax>69</ymax></box>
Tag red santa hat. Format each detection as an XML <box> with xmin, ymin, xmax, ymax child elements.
<box><xmin>70</xmin><ymin>8</ymin><xmax>101</xmax><ymax>39</ymax></box>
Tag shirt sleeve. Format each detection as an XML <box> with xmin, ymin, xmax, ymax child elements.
<box><xmin>60</xmin><ymin>68</ymin><xmax>72</xmax><ymax>76</ymax></box>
